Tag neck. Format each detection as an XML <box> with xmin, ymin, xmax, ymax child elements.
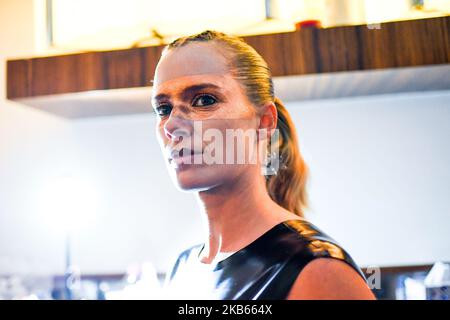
<box><xmin>196</xmin><ymin>167</ymin><xmax>299</xmax><ymax>264</ymax></box>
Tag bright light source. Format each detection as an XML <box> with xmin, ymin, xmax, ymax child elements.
<box><xmin>364</xmin><ymin>0</ymin><xmax>411</xmax><ymax>24</ymax></box>
<box><xmin>35</xmin><ymin>175</ymin><xmax>100</xmax><ymax>233</ymax></box>
<box><xmin>50</xmin><ymin>0</ymin><xmax>266</xmax><ymax>51</ymax></box>
<box><xmin>424</xmin><ymin>0</ymin><xmax>450</xmax><ymax>12</ymax></box>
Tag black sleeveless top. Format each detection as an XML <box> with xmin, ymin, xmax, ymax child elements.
<box><xmin>164</xmin><ymin>219</ymin><xmax>366</xmax><ymax>300</ymax></box>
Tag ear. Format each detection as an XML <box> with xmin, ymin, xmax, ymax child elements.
<box><xmin>258</xmin><ymin>101</ymin><xmax>278</xmax><ymax>140</ymax></box>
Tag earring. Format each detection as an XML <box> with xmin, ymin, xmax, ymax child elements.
<box><xmin>263</xmin><ymin>151</ymin><xmax>280</xmax><ymax>176</ymax></box>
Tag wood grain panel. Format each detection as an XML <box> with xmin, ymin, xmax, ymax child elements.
<box><xmin>7</xmin><ymin>59</ymin><xmax>31</xmax><ymax>98</ymax></box>
<box><xmin>29</xmin><ymin>52</ymin><xmax>104</xmax><ymax>96</ymax></box>
<box><xmin>7</xmin><ymin>16</ymin><xmax>450</xmax><ymax>99</ymax></box>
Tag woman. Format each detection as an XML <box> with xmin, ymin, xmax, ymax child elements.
<box><xmin>151</xmin><ymin>30</ymin><xmax>375</xmax><ymax>300</ymax></box>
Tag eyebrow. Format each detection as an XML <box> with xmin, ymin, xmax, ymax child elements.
<box><xmin>152</xmin><ymin>83</ymin><xmax>223</xmax><ymax>105</ymax></box>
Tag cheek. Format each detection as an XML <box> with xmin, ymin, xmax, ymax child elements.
<box><xmin>230</xmin><ymin>94</ymin><xmax>256</xmax><ymax>116</ymax></box>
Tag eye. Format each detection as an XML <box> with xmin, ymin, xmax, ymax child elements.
<box><xmin>155</xmin><ymin>104</ymin><xmax>172</xmax><ymax>117</ymax></box>
<box><xmin>193</xmin><ymin>94</ymin><xmax>217</xmax><ymax>107</ymax></box>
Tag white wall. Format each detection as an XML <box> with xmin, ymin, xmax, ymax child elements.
<box><xmin>1</xmin><ymin>0</ymin><xmax>449</xmax><ymax>276</ymax></box>
<box><xmin>289</xmin><ymin>91</ymin><xmax>450</xmax><ymax>267</ymax></box>
<box><xmin>66</xmin><ymin>114</ymin><xmax>202</xmax><ymax>275</ymax></box>
<box><xmin>0</xmin><ymin>0</ymin><xmax>71</xmax><ymax>274</ymax></box>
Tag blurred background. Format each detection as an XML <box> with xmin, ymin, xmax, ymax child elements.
<box><xmin>0</xmin><ymin>0</ymin><xmax>449</xmax><ymax>300</ymax></box>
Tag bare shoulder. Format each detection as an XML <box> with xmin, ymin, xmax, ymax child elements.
<box><xmin>286</xmin><ymin>258</ymin><xmax>376</xmax><ymax>300</ymax></box>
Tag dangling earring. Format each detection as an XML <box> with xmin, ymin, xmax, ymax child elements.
<box><xmin>261</xmin><ymin>128</ymin><xmax>286</xmax><ymax>176</ymax></box>
<box><xmin>263</xmin><ymin>150</ymin><xmax>280</xmax><ymax>176</ymax></box>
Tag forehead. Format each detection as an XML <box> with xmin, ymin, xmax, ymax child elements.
<box><xmin>153</xmin><ymin>42</ymin><xmax>230</xmax><ymax>88</ymax></box>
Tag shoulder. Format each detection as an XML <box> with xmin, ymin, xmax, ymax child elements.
<box><xmin>286</xmin><ymin>257</ymin><xmax>376</xmax><ymax>300</ymax></box>
<box><xmin>281</xmin><ymin>219</ymin><xmax>375</xmax><ymax>299</ymax></box>
<box><xmin>282</xmin><ymin>219</ymin><xmax>355</xmax><ymax>261</ymax></box>
<box><xmin>282</xmin><ymin>219</ymin><xmax>365</xmax><ymax>276</ymax></box>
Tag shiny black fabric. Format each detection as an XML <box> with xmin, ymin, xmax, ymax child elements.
<box><xmin>166</xmin><ymin>219</ymin><xmax>366</xmax><ymax>300</ymax></box>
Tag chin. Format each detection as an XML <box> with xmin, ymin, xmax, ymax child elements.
<box><xmin>168</xmin><ymin>165</ymin><xmax>226</xmax><ymax>192</ymax></box>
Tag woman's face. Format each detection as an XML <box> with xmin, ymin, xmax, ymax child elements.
<box><xmin>151</xmin><ymin>42</ymin><xmax>264</xmax><ymax>192</ymax></box>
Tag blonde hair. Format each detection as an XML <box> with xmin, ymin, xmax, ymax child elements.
<box><xmin>163</xmin><ymin>30</ymin><xmax>309</xmax><ymax>217</ymax></box>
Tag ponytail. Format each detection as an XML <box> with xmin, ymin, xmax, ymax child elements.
<box><xmin>266</xmin><ymin>97</ymin><xmax>309</xmax><ymax>217</ymax></box>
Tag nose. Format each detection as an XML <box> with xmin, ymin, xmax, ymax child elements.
<box><xmin>163</xmin><ymin>113</ymin><xmax>192</xmax><ymax>142</ymax></box>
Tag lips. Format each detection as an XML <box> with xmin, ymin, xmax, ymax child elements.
<box><xmin>168</xmin><ymin>147</ymin><xmax>203</xmax><ymax>166</ymax></box>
